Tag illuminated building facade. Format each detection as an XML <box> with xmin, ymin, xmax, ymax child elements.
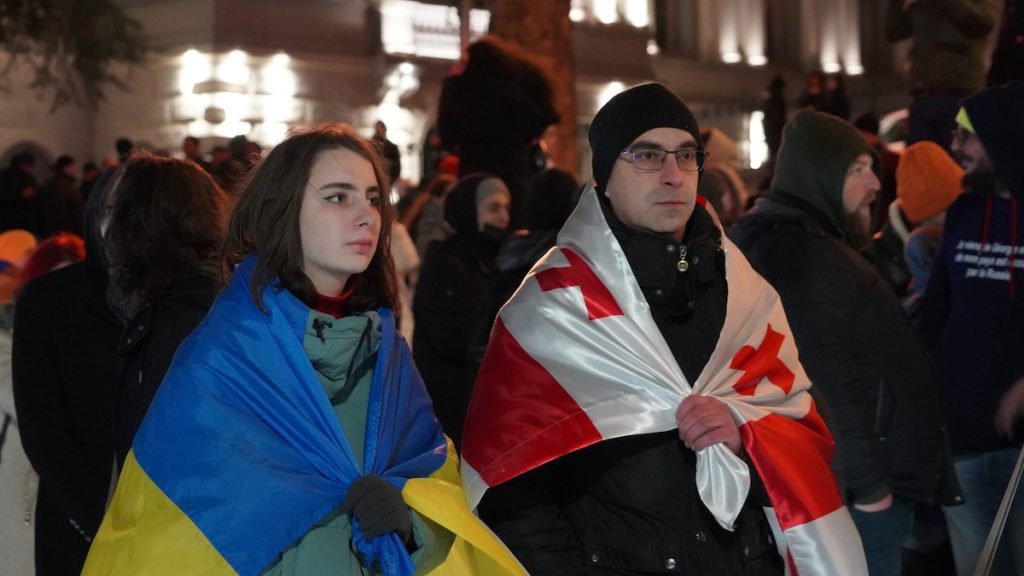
<box><xmin>0</xmin><ymin>0</ymin><xmax>910</xmax><ymax>184</ymax></box>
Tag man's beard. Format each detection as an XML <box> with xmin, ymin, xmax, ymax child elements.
<box><xmin>962</xmin><ymin>165</ymin><xmax>998</xmax><ymax>195</ymax></box>
<box><xmin>844</xmin><ymin>207</ymin><xmax>872</xmax><ymax>251</ymax></box>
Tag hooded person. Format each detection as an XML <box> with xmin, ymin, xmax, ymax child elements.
<box><xmin>11</xmin><ymin>168</ymin><xmax>121</xmax><ymax>576</ymax></box>
<box><xmin>466</xmin><ymin>168</ymin><xmax>580</xmax><ymax>381</ymax></box>
<box><xmin>465</xmin><ymin>83</ymin><xmax>868</xmax><ymax>575</ymax></box>
<box><xmin>918</xmin><ymin>81</ymin><xmax>1024</xmax><ymax>576</ymax></box>
<box><xmin>730</xmin><ymin>110</ymin><xmax>960</xmax><ymax>576</ymax></box>
<box><xmin>412</xmin><ymin>173</ymin><xmax>510</xmax><ymax>449</ymax></box>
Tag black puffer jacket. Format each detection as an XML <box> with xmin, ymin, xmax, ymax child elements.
<box><xmin>728</xmin><ymin>111</ymin><xmax>959</xmax><ymax>508</ymax></box>
<box><xmin>478</xmin><ymin>204</ymin><xmax>783</xmax><ymax>575</ymax></box>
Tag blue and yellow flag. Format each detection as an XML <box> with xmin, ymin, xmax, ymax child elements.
<box><xmin>84</xmin><ymin>256</ymin><xmax>524</xmax><ymax>575</ymax></box>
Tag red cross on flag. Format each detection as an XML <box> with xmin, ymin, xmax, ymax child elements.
<box><xmin>461</xmin><ymin>188</ymin><xmax>867</xmax><ymax>575</ymax></box>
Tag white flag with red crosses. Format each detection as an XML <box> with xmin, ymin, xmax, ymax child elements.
<box><xmin>461</xmin><ymin>188</ymin><xmax>868</xmax><ymax>576</ymax></box>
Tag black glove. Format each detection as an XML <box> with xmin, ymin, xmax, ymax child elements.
<box><xmin>342</xmin><ymin>474</ymin><xmax>412</xmax><ymax>543</ymax></box>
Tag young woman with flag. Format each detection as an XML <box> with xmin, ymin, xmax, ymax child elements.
<box><xmin>83</xmin><ymin>124</ymin><xmax>523</xmax><ymax>576</ymax></box>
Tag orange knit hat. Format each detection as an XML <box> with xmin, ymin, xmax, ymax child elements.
<box><xmin>896</xmin><ymin>141</ymin><xmax>964</xmax><ymax>223</ymax></box>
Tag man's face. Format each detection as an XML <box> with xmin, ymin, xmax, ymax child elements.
<box><xmin>604</xmin><ymin>127</ymin><xmax>699</xmax><ymax>242</ymax></box>
<box><xmin>952</xmin><ymin>126</ymin><xmax>997</xmax><ymax>194</ymax></box>
<box><xmin>841</xmin><ymin>153</ymin><xmax>880</xmax><ymax>242</ymax></box>
<box><xmin>183</xmin><ymin>138</ymin><xmax>199</xmax><ymax>157</ymax></box>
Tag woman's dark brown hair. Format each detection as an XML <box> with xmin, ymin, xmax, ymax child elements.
<box><xmin>102</xmin><ymin>154</ymin><xmax>229</xmax><ymax>301</ymax></box>
<box><xmin>223</xmin><ymin>123</ymin><xmax>398</xmax><ymax>313</ymax></box>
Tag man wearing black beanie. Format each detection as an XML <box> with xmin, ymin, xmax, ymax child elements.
<box><xmin>469</xmin><ymin>83</ymin><xmax>865</xmax><ymax>575</ymax></box>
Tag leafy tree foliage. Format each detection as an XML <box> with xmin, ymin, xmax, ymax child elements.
<box><xmin>0</xmin><ymin>0</ymin><xmax>147</xmax><ymax>111</ymax></box>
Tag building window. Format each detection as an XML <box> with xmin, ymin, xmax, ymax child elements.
<box><xmin>380</xmin><ymin>0</ymin><xmax>490</xmax><ymax>60</ymax></box>
<box><xmin>570</xmin><ymin>0</ymin><xmax>651</xmax><ymax>29</ymax></box>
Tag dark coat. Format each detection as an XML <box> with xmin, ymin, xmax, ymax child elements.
<box><xmin>113</xmin><ymin>275</ymin><xmax>219</xmax><ymax>470</ymax></box>
<box><xmin>12</xmin><ymin>262</ymin><xmax>120</xmax><ymax>575</ymax></box>
<box><xmin>412</xmin><ymin>234</ymin><xmax>498</xmax><ymax>449</ymax></box>
<box><xmin>478</xmin><ymin>204</ymin><xmax>783</xmax><ymax>575</ymax></box>
<box><xmin>729</xmin><ymin>197</ymin><xmax>959</xmax><ymax>507</ymax></box>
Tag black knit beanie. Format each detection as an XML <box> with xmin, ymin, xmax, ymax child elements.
<box><xmin>961</xmin><ymin>81</ymin><xmax>1024</xmax><ymax>197</ymax></box>
<box><xmin>588</xmin><ymin>83</ymin><xmax>702</xmax><ymax>192</ymax></box>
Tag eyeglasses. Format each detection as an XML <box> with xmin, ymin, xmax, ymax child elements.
<box><xmin>618</xmin><ymin>147</ymin><xmax>708</xmax><ymax>172</ymax></box>
<box><xmin>951</xmin><ymin>127</ymin><xmax>975</xmax><ymax>148</ymax></box>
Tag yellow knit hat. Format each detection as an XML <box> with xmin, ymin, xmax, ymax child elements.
<box><xmin>896</xmin><ymin>141</ymin><xmax>964</xmax><ymax>223</ymax></box>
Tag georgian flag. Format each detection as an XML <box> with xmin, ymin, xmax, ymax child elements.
<box><xmin>461</xmin><ymin>188</ymin><xmax>867</xmax><ymax>576</ymax></box>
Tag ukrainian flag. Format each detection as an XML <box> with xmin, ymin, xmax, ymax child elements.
<box><xmin>84</xmin><ymin>256</ymin><xmax>525</xmax><ymax>576</ymax></box>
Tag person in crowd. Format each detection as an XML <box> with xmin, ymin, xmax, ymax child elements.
<box><xmin>40</xmin><ymin>155</ymin><xmax>83</xmax><ymax>237</ymax></box>
<box><xmin>987</xmin><ymin>0</ymin><xmax>1024</xmax><ymax>85</ymax></box>
<box><xmin>12</xmin><ymin>174</ymin><xmax>121</xmax><ymax>576</ymax></box>
<box><xmin>182</xmin><ymin>135</ymin><xmax>214</xmax><ymax>174</ymax></box>
<box><xmin>390</xmin><ymin>220</ymin><xmax>419</xmax><ymax>347</ymax></box>
<box><xmin>14</xmin><ymin>233</ymin><xmax>85</xmax><ymax>299</ymax></box>
<box><xmin>419</xmin><ymin>125</ymin><xmax>452</xmax><ymax>186</ymax></box>
<box><xmin>79</xmin><ymin>162</ymin><xmax>100</xmax><ymax>203</ymax></box>
<box><xmin>115</xmin><ymin>138</ymin><xmax>134</xmax><ymax>163</ymax></box>
<box><xmin>397</xmin><ymin>172</ymin><xmax>455</xmax><ymax>246</ymax></box>
<box><xmin>97</xmin><ymin>155</ymin><xmax>228</xmax><ymax>471</ymax></box>
<box><xmin>467</xmin><ymin>167</ymin><xmax>578</xmax><ymax>372</ymax></box>
<box><xmin>466</xmin><ymin>82</ymin><xmax>868</xmax><ymax>576</ymax></box>
<box><xmin>0</xmin><ymin>152</ymin><xmax>43</xmax><ymax>236</ymax></box>
<box><xmin>0</xmin><ymin>230</ymin><xmax>37</xmax><ymax>306</ymax></box>
<box><xmin>822</xmin><ymin>73</ymin><xmax>851</xmax><ymax>120</ymax></box>
<box><xmin>372</xmin><ymin>120</ymin><xmax>402</xmax><ymax>186</ymax></box>
<box><xmin>760</xmin><ymin>73</ymin><xmax>787</xmax><ymax>162</ymax></box>
<box><xmin>919</xmin><ymin>82</ymin><xmax>1024</xmax><ymax>576</ymax></box>
<box><xmin>871</xmin><ymin>140</ymin><xmax>962</xmax><ymax>315</ymax></box>
<box><xmin>797</xmin><ymin>70</ymin><xmax>828</xmax><ymax>112</ymax></box>
<box><xmin>216</xmin><ymin>135</ymin><xmax>260</xmax><ymax>195</ymax></box>
<box><xmin>438</xmin><ymin>35</ymin><xmax>560</xmax><ymax>230</ymax></box>
<box><xmin>697</xmin><ymin>128</ymin><xmax>747</xmax><ymax>228</ymax></box>
<box><xmin>83</xmin><ymin>124</ymin><xmax>524</xmax><ymax>576</ymax></box>
<box><xmin>886</xmin><ymin>0</ymin><xmax>1002</xmax><ymax>149</ymax></box>
<box><xmin>412</xmin><ymin>173</ymin><xmax>510</xmax><ymax>449</ymax></box>
<box><xmin>729</xmin><ymin>110</ymin><xmax>960</xmax><ymax>576</ymax></box>
<box><xmin>853</xmin><ymin>112</ymin><xmax>902</xmax><ymax>234</ymax></box>
<box><xmin>1</xmin><ymin>232</ymin><xmax>85</xmax><ymax>576</ymax></box>
<box><xmin>410</xmin><ymin>173</ymin><xmax>457</xmax><ymax>259</ymax></box>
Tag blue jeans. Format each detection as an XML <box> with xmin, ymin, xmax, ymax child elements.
<box><xmin>849</xmin><ymin>497</ymin><xmax>914</xmax><ymax>576</ymax></box>
<box><xmin>943</xmin><ymin>449</ymin><xmax>1024</xmax><ymax>576</ymax></box>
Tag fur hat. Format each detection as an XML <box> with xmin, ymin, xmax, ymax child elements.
<box><xmin>588</xmin><ymin>83</ymin><xmax>701</xmax><ymax>192</ymax></box>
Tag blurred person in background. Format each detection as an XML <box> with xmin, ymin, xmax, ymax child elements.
<box><xmin>12</xmin><ymin>177</ymin><xmax>120</xmax><ymax>575</ymax></box>
<box><xmin>438</xmin><ymin>35</ymin><xmax>560</xmax><ymax>229</ymax></box>
<box><xmin>886</xmin><ymin>0</ymin><xmax>1002</xmax><ymax>149</ymax></box>
<box><xmin>698</xmin><ymin>128</ymin><xmax>747</xmax><ymax>228</ymax></box>
<box><xmin>413</xmin><ymin>173</ymin><xmax>510</xmax><ymax>449</ymax></box>
<box><xmin>1</xmin><ymin>232</ymin><xmax>84</xmax><ymax>576</ymax></box>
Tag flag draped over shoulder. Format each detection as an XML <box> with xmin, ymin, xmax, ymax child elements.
<box><xmin>84</xmin><ymin>256</ymin><xmax>524</xmax><ymax>576</ymax></box>
<box><xmin>461</xmin><ymin>188</ymin><xmax>867</xmax><ymax>576</ymax></box>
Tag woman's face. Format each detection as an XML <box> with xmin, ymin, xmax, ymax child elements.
<box><xmin>298</xmin><ymin>148</ymin><xmax>382</xmax><ymax>296</ymax></box>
